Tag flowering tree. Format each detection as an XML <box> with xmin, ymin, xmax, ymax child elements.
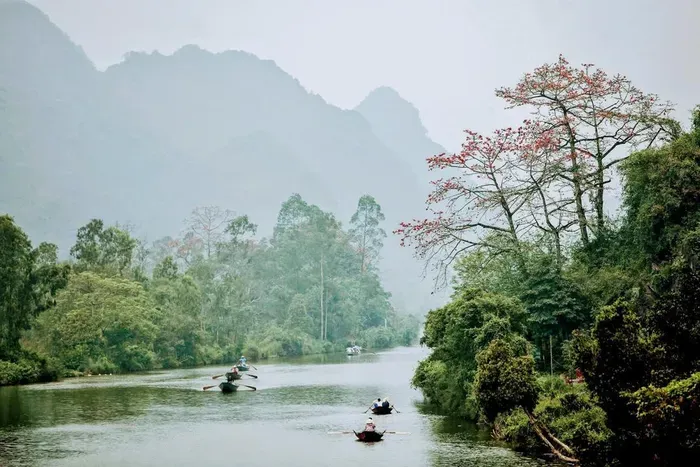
<box><xmin>395</xmin><ymin>127</ymin><xmax>534</xmax><ymax>286</ymax></box>
<box><xmin>496</xmin><ymin>55</ymin><xmax>676</xmax><ymax>244</ymax></box>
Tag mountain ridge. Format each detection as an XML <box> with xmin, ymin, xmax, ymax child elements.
<box><xmin>0</xmin><ymin>0</ymin><xmax>449</xmax><ymax>313</ymax></box>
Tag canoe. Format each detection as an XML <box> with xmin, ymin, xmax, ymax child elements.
<box><xmin>371</xmin><ymin>406</ymin><xmax>393</xmax><ymax>415</ymax></box>
<box><xmin>225</xmin><ymin>371</ymin><xmax>242</xmax><ymax>381</ymax></box>
<box><xmin>236</xmin><ymin>364</ymin><xmax>250</xmax><ymax>371</ymax></box>
<box><xmin>353</xmin><ymin>430</ymin><xmax>385</xmax><ymax>442</ymax></box>
<box><xmin>219</xmin><ymin>381</ymin><xmax>239</xmax><ymax>393</ymax></box>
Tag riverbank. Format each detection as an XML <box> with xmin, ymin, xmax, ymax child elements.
<box><xmin>0</xmin><ymin>338</ymin><xmax>416</xmax><ymax>387</ymax></box>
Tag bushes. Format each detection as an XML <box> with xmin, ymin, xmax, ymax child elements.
<box><xmin>358</xmin><ymin>326</ymin><xmax>396</xmax><ymax>349</ymax></box>
<box><xmin>494</xmin><ymin>384</ymin><xmax>614</xmax><ymax>466</ymax></box>
<box><xmin>0</xmin><ymin>351</ymin><xmax>62</xmax><ymax>385</ymax></box>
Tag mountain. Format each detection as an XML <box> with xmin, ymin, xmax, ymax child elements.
<box><xmin>355</xmin><ymin>86</ymin><xmax>446</xmax><ymax>189</ymax></box>
<box><xmin>0</xmin><ymin>0</ymin><xmax>448</xmax><ymax>313</ymax></box>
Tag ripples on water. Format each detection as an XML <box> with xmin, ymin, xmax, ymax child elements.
<box><xmin>0</xmin><ymin>347</ymin><xmax>540</xmax><ymax>466</ymax></box>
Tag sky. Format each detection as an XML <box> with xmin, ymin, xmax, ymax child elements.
<box><xmin>27</xmin><ymin>0</ymin><xmax>700</xmax><ymax>152</ymax></box>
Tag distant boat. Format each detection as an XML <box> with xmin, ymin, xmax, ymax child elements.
<box><xmin>225</xmin><ymin>371</ymin><xmax>243</xmax><ymax>381</ymax></box>
<box><xmin>354</xmin><ymin>430</ymin><xmax>385</xmax><ymax>442</ymax></box>
<box><xmin>346</xmin><ymin>345</ymin><xmax>362</xmax><ymax>356</ymax></box>
<box><xmin>236</xmin><ymin>363</ymin><xmax>250</xmax><ymax>371</ymax></box>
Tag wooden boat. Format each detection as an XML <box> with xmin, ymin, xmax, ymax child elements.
<box><xmin>371</xmin><ymin>405</ymin><xmax>393</xmax><ymax>415</ymax></box>
<box><xmin>219</xmin><ymin>381</ymin><xmax>239</xmax><ymax>393</ymax></box>
<box><xmin>225</xmin><ymin>371</ymin><xmax>242</xmax><ymax>381</ymax></box>
<box><xmin>346</xmin><ymin>346</ymin><xmax>361</xmax><ymax>356</ymax></box>
<box><xmin>353</xmin><ymin>430</ymin><xmax>385</xmax><ymax>442</ymax></box>
<box><xmin>236</xmin><ymin>363</ymin><xmax>250</xmax><ymax>371</ymax></box>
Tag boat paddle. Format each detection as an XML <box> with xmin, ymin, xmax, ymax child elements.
<box><xmin>245</xmin><ymin>373</ymin><xmax>258</xmax><ymax>379</ymax></box>
<box><xmin>236</xmin><ymin>384</ymin><xmax>257</xmax><ymax>391</ymax></box>
<box><xmin>202</xmin><ymin>384</ymin><xmax>218</xmax><ymax>391</ymax></box>
<box><xmin>212</xmin><ymin>374</ymin><xmax>225</xmax><ymax>379</ymax></box>
<box><xmin>391</xmin><ymin>406</ymin><xmax>401</xmax><ymax>413</ymax></box>
<box><xmin>363</xmin><ymin>404</ymin><xmax>374</xmax><ymax>413</ymax></box>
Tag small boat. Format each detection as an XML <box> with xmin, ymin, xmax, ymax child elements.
<box><xmin>225</xmin><ymin>371</ymin><xmax>242</xmax><ymax>381</ymax></box>
<box><xmin>236</xmin><ymin>363</ymin><xmax>250</xmax><ymax>371</ymax></box>
<box><xmin>371</xmin><ymin>406</ymin><xmax>393</xmax><ymax>415</ymax></box>
<box><xmin>353</xmin><ymin>430</ymin><xmax>385</xmax><ymax>442</ymax></box>
<box><xmin>346</xmin><ymin>345</ymin><xmax>361</xmax><ymax>356</ymax></box>
<box><xmin>219</xmin><ymin>381</ymin><xmax>239</xmax><ymax>393</ymax></box>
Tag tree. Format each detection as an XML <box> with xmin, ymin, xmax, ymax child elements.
<box><xmin>0</xmin><ymin>215</ymin><xmax>34</xmax><ymax>359</ymax></box>
<box><xmin>496</xmin><ymin>55</ymin><xmax>676</xmax><ymax>243</ymax></box>
<box><xmin>185</xmin><ymin>206</ymin><xmax>235</xmax><ymax>259</ymax></box>
<box><xmin>349</xmin><ymin>195</ymin><xmax>386</xmax><ymax>273</ymax></box>
<box><xmin>153</xmin><ymin>256</ymin><xmax>178</xmax><ymax>280</ymax></box>
<box><xmin>396</xmin><ymin>127</ymin><xmax>534</xmax><ymax>286</ymax></box>
<box><xmin>70</xmin><ymin>219</ymin><xmax>137</xmax><ymax>275</ymax></box>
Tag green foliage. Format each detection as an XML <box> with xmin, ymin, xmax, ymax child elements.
<box><xmin>31</xmin><ymin>272</ymin><xmax>158</xmax><ymax>373</ymax></box>
<box><xmin>414</xmin><ymin>288</ymin><xmax>528</xmax><ymax>418</ymax></box>
<box><xmin>474</xmin><ymin>339</ymin><xmax>539</xmax><ymax>421</ymax></box>
<box><xmin>349</xmin><ymin>195</ymin><xmax>386</xmax><ymax>273</ymax></box>
<box><xmin>70</xmin><ymin>219</ymin><xmax>137</xmax><ymax>275</ymax></box>
<box><xmin>628</xmin><ymin>372</ymin><xmax>700</xmax><ymax>463</ymax></box>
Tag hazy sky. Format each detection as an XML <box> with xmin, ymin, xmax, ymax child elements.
<box><xmin>28</xmin><ymin>0</ymin><xmax>700</xmax><ymax>151</ymax></box>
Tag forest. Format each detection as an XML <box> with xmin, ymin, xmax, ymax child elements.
<box><xmin>400</xmin><ymin>56</ymin><xmax>700</xmax><ymax>465</ymax></box>
<box><xmin>0</xmin><ymin>193</ymin><xmax>420</xmax><ymax>385</ymax></box>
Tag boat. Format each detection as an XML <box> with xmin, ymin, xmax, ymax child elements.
<box><xmin>236</xmin><ymin>363</ymin><xmax>250</xmax><ymax>371</ymax></box>
<box><xmin>225</xmin><ymin>371</ymin><xmax>242</xmax><ymax>381</ymax></box>
<box><xmin>346</xmin><ymin>345</ymin><xmax>361</xmax><ymax>356</ymax></box>
<box><xmin>353</xmin><ymin>430</ymin><xmax>385</xmax><ymax>442</ymax></box>
<box><xmin>371</xmin><ymin>406</ymin><xmax>393</xmax><ymax>415</ymax></box>
<box><xmin>219</xmin><ymin>381</ymin><xmax>239</xmax><ymax>393</ymax></box>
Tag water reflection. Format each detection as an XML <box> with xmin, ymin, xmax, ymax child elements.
<box><xmin>0</xmin><ymin>347</ymin><xmax>540</xmax><ymax>467</ymax></box>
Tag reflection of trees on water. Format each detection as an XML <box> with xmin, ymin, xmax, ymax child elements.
<box><xmin>0</xmin><ymin>385</ymin><xmax>218</xmax><ymax>429</ymax></box>
<box><xmin>413</xmin><ymin>400</ymin><xmax>540</xmax><ymax>467</ymax></box>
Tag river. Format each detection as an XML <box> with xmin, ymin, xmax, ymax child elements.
<box><xmin>0</xmin><ymin>346</ymin><xmax>539</xmax><ymax>466</ymax></box>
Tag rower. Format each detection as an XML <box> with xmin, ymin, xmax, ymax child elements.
<box><xmin>364</xmin><ymin>417</ymin><xmax>376</xmax><ymax>432</ymax></box>
<box><xmin>372</xmin><ymin>398</ymin><xmax>381</xmax><ymax>409</ymax></box>
<box><xmin>381</xmin><ymin>398</ymin><xmax>390</xmax><ymax>409</ymax></box>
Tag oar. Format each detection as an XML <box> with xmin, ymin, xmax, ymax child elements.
<box><xmin>363</xmin><ymin>404</ymin><xmax>374</xmax><ymax>413</ymax></box>
<box><xmin>212</xmin><ymin>374</ymin><xmax>225</xmax><ymax>379</ymax></box>
<box><xmin>245</xmin><ymin>373</ymin><xmax>258</xmax><ymax>379</ymax></box>
<box><xmin>249</xmin><ymin>364</ymin><xmax>258</xmax><ymax>370</ymax></box>
<box><xmin>202</xmin><ymin>384</ymin><xmax>219</xmax><ymax>391</ymax></box>
<box><xmin>385</xmin><ymin>431</ymin><xmax>410</xmax><ymax>434</ymax></box>
<box><xmin>391</xmin><ymin>405</ymin><xmax>401</xmax><ymax>413</ymax></box>
<box><xmin>328</xmin><ymin>431</ymin><xmax>354</xmax><ymax>434</ymax></box>
<box><xmin>237</xmin><ymin>384</ymin><xmax>257</xmax><ymax>391</ymax></box>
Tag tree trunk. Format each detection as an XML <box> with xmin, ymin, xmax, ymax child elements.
<box><xmin>320</xmin><ymin>257</ymin><xmax>324</xmax><ymax>341</ymax></box>
<box><xmin>525</xmin><ymin>410</ymin><xmax>579</xmax><ymax>464</ymax></box>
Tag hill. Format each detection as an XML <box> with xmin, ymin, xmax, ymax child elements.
<box><xmin>0</xmin><ymin>0</ymin><xmax>448</xmax><ymax>313</ymax></box>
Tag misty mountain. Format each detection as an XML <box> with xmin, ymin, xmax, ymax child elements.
<box><xmin>0</xmin><ymin>0</ymin><xmax>448</xmax><ymax>313</ymax></box>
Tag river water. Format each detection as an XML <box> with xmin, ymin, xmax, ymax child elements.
<box><xmin>0</xmin><ymin>346</ymin><xmax>538</xmax><ymax>467</ymax></box>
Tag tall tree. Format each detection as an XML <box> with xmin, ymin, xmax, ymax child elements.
<box><xmin>496</xmin><ymin>55</ymin><xmax>676</xmax><ymax>243</ymax></box>
<box><xmin>70</xmin><ymin>219</ymin><xmax>137</xmax><ymax>275</ymax></box>
<box><xmin>396</xmin><ymin>127</ymin><xmax>533</xmax><ymax>285</ymax></box>
<box><xmin>0</xmin><ymin>215</ymin><xmax>34</xmax><ymax>359</ymax></box>
<box><xmin>185</xmin><ymin>206</ymin><xmax>235</xmax><ymax>259</ymax></box>
<box><xmin>349</xmin><ymin>195</ymin><xmax>386</xmax><ymax>273</ymax></box>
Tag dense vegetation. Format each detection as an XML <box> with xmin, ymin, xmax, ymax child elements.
<box><xmin>401</xmin><ymin>56</ymin><xmax>700</xmax><ymax>465</ymax></box>
<box><xmin>0</xmin><ymin>194</ymin><xmax>420</xmax><ymax>385</ymax></box>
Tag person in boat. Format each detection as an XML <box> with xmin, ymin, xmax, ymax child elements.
<box><xmin>381</xmin><ymin>398</ymin><xmax>390</xmax><ymax>409</ymax></box>
<box><xmin>229</xmin><ymin>365</ymin><xmax>240</xmax><ymax>375</ymax></box>
<box><xmin>364</xmin><ymin>417</ymin><xmax>376</xmax><ymax>432</ymax></box>
<box><xmin>238</xmin><ymin>355</ymin><xmax>247</xmax><ymax>366</ymax></box>
<box><xmin>372</xmin><ymin>398</ymin><xmax>381</xmax><ymax>409</ymax></box>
